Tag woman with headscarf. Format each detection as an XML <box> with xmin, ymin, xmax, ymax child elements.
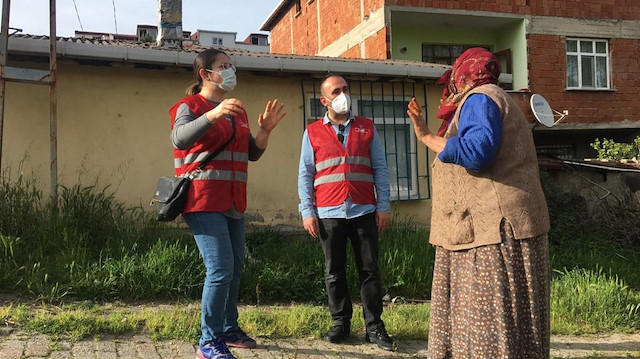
<box><xmin>407</xmin><ymin>47</ymin><xmax>551</xmax><ymax>358</ymax></box>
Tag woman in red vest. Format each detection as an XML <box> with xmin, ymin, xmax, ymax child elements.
<box><xmin>170</xmin><ymin>49</ymin><xmax>285</xmax><ymax>359</ymax></box>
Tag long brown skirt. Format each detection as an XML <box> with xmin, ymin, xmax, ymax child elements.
<box><xmin>427</xmin><ymin>220</ymin><xmax>550</xmax><ymax>359</ymax></box>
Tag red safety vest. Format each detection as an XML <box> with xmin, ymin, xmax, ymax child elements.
<box><xmin>170</xmin><ymin>94</ymin><xmax>250</xmax><ymax>213</ymax></box>
<box><xmin>307</xmin><ymin>116</ymin><xmax>376</xmax><ymax>207</ymax></box>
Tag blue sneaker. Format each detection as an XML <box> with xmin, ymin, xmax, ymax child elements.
<box><xmin>196</xmin><ymin>338</ymin><xmax>236</xmax><ymax>359</ymax></box>
<box><xmin>224</xmin><ymin>327</ymin><xmax>257</xmax><ymax>349</ymax></box>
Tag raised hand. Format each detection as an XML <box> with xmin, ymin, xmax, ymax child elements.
<box><xmin>206</xmin><ymin>98</ymin><xmax>245</xmax><ymax>124</ymax></box>
<box><xmin>407</xmin><ymin>97</ymin><xmax>431</xmax><ymax>140</ymax></box>
<box><xmin>258</xmin><ymin>99</ymin><xmax>286</xmax><ymax>134</ymax></box>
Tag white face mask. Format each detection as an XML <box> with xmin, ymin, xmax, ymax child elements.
<box><xmin>326</xmin><ymin>93</ymin><xmax>351</xmax><ymax>115</ymax></box>
<box><xmin>207</xmin><ymin>67</ymin><xmax>237</xmax><ymax>92</ymax></box>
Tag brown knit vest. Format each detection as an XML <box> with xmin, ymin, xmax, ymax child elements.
<box><xmin>429</xmin><ymin>84</ymin><xmax>550</xmax><ymax>251</ymax></box>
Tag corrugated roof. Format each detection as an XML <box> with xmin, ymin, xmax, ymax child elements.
<box><xmin>7</xmin><ymin>33</ymin><xmax>459</xmax><ymax>80</ymax></box>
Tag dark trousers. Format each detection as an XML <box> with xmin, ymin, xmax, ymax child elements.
<box><xmin>318</xmin><ymin>212</ymin><xmax>384</xmax><ymax>331</ymax></box>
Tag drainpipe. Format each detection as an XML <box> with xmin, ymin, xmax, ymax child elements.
<box><xmin>156</xmin><ymin>0</ymin><xmax>182</xmax><ymax>47</ymax></box>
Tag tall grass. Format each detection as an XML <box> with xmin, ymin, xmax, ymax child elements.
<box><xmin>1</xmin><ymin>170</ymin><xmax>639</xmax><ymax>336</ymax></box>
<box><xmin>240</xmin><ymin>218</ymin><xmax>434</xmax><ymax>304</ymax></box>
<box><xmin>0</xmin><ymin>172</ymin><xmax>435</xmax><ymax>303</ymax></box>
<box><xmin>551</xmin><ymin>267</ymin><xmax>640</xmax><ymax>333</ymax></box>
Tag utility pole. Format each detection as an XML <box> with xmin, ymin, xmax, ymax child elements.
<box><xmin>0</xmin><ymin>0</ymin><xmax>58</xmax><ymax>206</ymax></box>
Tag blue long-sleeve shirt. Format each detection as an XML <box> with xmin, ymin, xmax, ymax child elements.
<box><xmin>298</xmin><ymin>112</ymin><xmax>391</xmax><ymax>220</ymax></box>
<box><xmin>438</xmin><ymin>94</ymin><xmax>503</xmax><ymax>172</ymax></box>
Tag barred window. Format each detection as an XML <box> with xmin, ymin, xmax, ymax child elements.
<box><xmin>422</xmin><ymin>44</ymin><xmax>490</xmax><ymax>65</ymax></box>
<box><xmin>302</xmin><ymin>80</ymin><xmax>431</xmax><ymax>201</ymax></box>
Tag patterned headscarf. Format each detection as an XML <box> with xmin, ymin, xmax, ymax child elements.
<box><xmin>435</xmin><ymin>47</ymin><xmax>502</xmax><ymax>136</ymax></box>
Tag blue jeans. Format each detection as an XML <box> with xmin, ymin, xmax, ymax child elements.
<box><xmin>183</xmin><ymin>212</ymin><xmax>245</xmax><ymax>345</ymax></box>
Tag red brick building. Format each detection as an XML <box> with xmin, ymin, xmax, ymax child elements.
<box><xmin>262</xmin><ymin>0</ymin><xmax>640</xmax><ymax>159</ymax></box>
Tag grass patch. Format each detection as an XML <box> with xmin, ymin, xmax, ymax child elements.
<box><xmin>551</xmin><ymin>267</ymin><xmax>640</xmax><ymax>334</ymax></box>
<box><xmin>1</xmin><ymin>170</ymin><xmax>640</xmax><ymax>339</ymax></box>
<box><xmin>0</xmin><ymin>171</ymin><xmax>435</xmax><ymax>303</ymax></box>
<box><xmin>0</xmin><ymin>302</ymin><xmax>429</xmax><ymax>342</ymax></box>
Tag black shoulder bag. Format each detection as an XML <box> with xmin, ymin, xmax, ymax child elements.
<box><xmin>151</xmin><ymin>118</ymin><xmax>236</xmax><ymax>222</ymax></box>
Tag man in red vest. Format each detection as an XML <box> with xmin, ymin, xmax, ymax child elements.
<box><xmin>297</xmin><ymin>74</ymin><xmax>395</xmax><ymax>351</ymax></box>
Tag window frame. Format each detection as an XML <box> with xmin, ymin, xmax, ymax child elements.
<box><xmin>354</xmin><ymin>97</ymin><xmax>420</xmax><ymax>201</ymax></box>
<box><xmin>211</xmin><ymin>37</ymin><xmax>223</xmax><ymax>46</ymax></box>
<box><xmin>421</xmin><ymin>43</ymin><xmax>491</xmax><ymax>65</ymax></box>
<box><xmin>566</xmin><ymin>38</ymin><xmax>611</xmax><ymax>90</ymax></box>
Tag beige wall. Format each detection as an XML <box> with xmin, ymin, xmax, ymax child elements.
<box><xmin>2</xmin><ymin>60</ymin><xmax>440</xmax><ymax>227</ymax></box>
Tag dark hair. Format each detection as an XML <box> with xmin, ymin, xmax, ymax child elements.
<box><xmin>185</xmin><ymin>49</ymin><xmax>228</xmax><ymax>96</ymax></box>
<box><xmin>320</xmin><ymin>73</ymin><xmax>345</xmax><ymax>86</ymax></box>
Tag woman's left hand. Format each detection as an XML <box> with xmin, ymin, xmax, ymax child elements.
<box><xmin>258</xmin><ymin>99</ymin><xmax>286</xmax><ymax>133</ymax></box>
<box><xmin>407</xmin><ymin>97</ymin><xmax>431</xmax><ymax>140</ymax></box>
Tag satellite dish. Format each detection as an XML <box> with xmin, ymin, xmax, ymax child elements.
<box><xmin>530</xmin><ymin>94</ymin><xmax>568</xmax><ymax>128</ymax></box>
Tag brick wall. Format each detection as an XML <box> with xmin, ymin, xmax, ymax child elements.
<box><xmin>269</xmin><ymin>12</ymin><xmax>292</xmax><ymax>54</ymax></box>
<box><xmin>384</xmin><ymin>0</ymin><xmax>639</xmax><ymax>20</ymax></box>
<box><xmin>528</xmin><ymin>34</ymin><xmax>640</xmax><ymax>124</ymax></box>
<box><xmin>318</xmin><ymin>0</ymin><xmax>363</xmax><ymax>48</ymax></box>
<box><xmin>268</xmin><ymin>0</ymin><xmax>388</xmax><ymax>56</ymax></box>
<box><xmin>363</xmin><ymin>27</ymin><xmax>389</xmax><ymax>59</ymax></box>
<box><xmin>339</xmin><ymin>44</ymin><xmax>362</xmax><ymax>58</ymax></box>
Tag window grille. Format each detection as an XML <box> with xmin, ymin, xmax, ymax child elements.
<box><xmin>301</xmin><ymin>79</ymin><xmax>431</xmax><ymax>201</ymax></box>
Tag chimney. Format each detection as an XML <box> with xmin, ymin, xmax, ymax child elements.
<box><xmin>157</xmin><ymin>0</ymin><xmax>182</xmax><ymax>46</ymax></box>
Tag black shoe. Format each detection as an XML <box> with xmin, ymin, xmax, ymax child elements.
<box><xmin>323</xmin><ymin>325</ymin><xmax>350</xmax><ymax>343</ymax></box>
<box><xmin>365</xmin><ymin>324</ymin><xmax>397</xmax><ymax>351</ymax></box>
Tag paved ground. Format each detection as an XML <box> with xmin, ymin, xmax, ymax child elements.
<box><xmin>1</xmin><ymin>329</ymin><xmax>639</xmax><ymax>359</ymax></box>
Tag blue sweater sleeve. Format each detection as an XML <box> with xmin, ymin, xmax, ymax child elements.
<box><xmin>437</xmin><ymin>94</ymin><xmax>502</xmax><ymax>172</ymax></box>
<box><xmin>297</xmin><ymin>130</ymin><xmax>318</xmax><ymax>219</ymax></box>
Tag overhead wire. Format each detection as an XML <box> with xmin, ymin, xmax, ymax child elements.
<box><xmin>112</xmin><ymin>0</ymin><xmax>118</xmax><ymax>34</ymax></box>
<box><xmin>72</xmin><ymin>0</ymin><xmax>83</xmax><ymax>31</ymax></box>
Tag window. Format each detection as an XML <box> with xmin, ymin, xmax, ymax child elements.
<box><xmin>536</xmin><ymin>144</ymin><xmax>576</xmax><ymax>159</ymax></box>
<box><xmin>566</xmin><ymin>38</ymin><xmax>610</xmax><ymax>90</ymax></box>
<box><xmin>212</xmin><ymin>37</ymin><xmax>223</xmax><ymax>46</ymax></box>
<box><xmin>422</xmin><ymin>44</ymin><xmax>490</xmax><ymax>65</ymax></box>
<box><xmin>250</xmin><ymin>36</ymin><xmax>268</xmax><ymax>46</ymax></box>
<box><xmin>357</xmin><ymin>99</ymin><xmax>418</xmax><ymax>200</ymax></box>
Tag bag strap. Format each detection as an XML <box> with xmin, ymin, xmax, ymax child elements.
<box><xmin>196</xmin><ymin>116</ymin><xmax>236</xmax><ymax>171</ymax></box>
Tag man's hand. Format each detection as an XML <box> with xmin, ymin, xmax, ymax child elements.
<box><xmin>376</xmin><ymin>212</ymin><xmax>391</xmax><ymax>232</ymax></box>
<box><xmin>303</xmin><ymin>216</ymin><xmax>319</xmax><ymax>238</ymax></box>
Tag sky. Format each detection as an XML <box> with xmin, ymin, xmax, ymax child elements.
<box><xmin>6</xmin><ymin>0</ymin><xmax>283</xmax><ymax>40</ymax></box>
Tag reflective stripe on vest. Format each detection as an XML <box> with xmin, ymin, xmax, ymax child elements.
<box><xmin>315</xmin><ymin>156</ymin><xmax>371</xmax><ymax>172</ymax></box>
<box><xmin>174</xmin><ymin>151</ymin><xmax>249</xmax><ymax>168</ymax></box>
<box><xmin>314</xmin><ymin>172</ymin><xmax>374</xmax><ymax>186</ymax></box>
<box><xmin>187</xmin><ymin>169</ymin><xmax>248</xmax><ymax>182</ymax></box>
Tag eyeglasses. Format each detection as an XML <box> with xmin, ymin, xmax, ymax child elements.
<box><xmin>337</xmin><ymin>124</ymin><xmax>345</xmax><ymax>144</ymax></box>
<box><xmin>206</xmin><ymin>63</ymin><xmax>236</xmax><ymax>73</ymax></box>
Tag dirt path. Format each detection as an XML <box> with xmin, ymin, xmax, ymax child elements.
<box><xmin>551</xmin><ymin>333</ymin><xmax>640</xmax><ymax>358</ymax></box>
<box><xmin>1</xmin><ymin>329</ymin><xmax>639</xmax><ymax>358</ymax></box>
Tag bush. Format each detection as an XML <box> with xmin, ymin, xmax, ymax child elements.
<box><xmin>590</xmin><ymin>137</ymin><xmax>640</xmax><ymax>160</ymax></box>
